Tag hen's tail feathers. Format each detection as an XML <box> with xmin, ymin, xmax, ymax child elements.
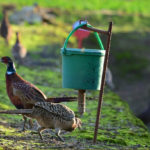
<box><xmin>0</xmin><ymin>109</ymin><xmax>33</xmax><ymax>115</ymax></box>
<box><xmin>46</xmin><ymin>97</ymin><xmax>77</xmax><ymax>103</ymax></box>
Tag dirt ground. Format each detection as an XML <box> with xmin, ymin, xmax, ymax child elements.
<box><xmin>0</xmin><ymin>121</ymin><xmax>147</xmax><ymax>150</ymax></box>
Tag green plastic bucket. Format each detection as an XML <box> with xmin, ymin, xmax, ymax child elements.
<box><xmin>61</xmin><ymin>23</ymin><xmax>105</xmax><ymax>90</ymax></box>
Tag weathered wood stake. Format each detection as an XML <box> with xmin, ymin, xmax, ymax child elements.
<box><xmin>78</xmin><ymin>89</ymin><xmax>86</xmax><ymax>116</ymax></box>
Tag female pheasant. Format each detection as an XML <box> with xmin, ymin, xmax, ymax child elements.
<box><xmin>0</xmin><ymin>102</ymin><xmax>81</xmax><ymax>141</ymax></box>
<box><xmin>12</xmin><ymin>32</ymin><xmax>27</xmax><ymax>65</ymax></box>
<box><xmin>1</xmin><ymin>56</ymin><xmax>76</xmax><ymax>131</ymax></box>
<box><xmin>0</xmin><ymin>9</ymin><xmax>12</xmax><ymax>45</ymax></box>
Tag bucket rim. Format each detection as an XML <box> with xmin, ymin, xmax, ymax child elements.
<box><xmin>61</xmin><ymin>48</ymin><xmax>105</xmax><ymax>56</ymax></box>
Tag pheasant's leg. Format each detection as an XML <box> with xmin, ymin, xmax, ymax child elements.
<box><xmin>38</xmin><ymin>127</ymin><xmax>45</xmax><ymax>140</ymax></box>
<box><xmin>21</xmin><ymin>115</ymin><xmax>27</xmax><ymax>131</ymax></box>
<box><xmin>55</xmin><ymin>128</ymin><xmax>64</xmax><ymax>142</ymax></box>
<box><xmin>28</xmin><ymin>119</ymin><xmax>33</xmax><ymax>129</ymax></box>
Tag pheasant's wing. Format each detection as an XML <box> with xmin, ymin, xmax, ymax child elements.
<box><xmin>35</xmin><ymin>102</ymin><xmax>75</xmax><ymax>121</ymax></box>
<box><xmin>12</xmin><ymin>82</ymin><xmax>46</xmax><ymax>104</ymax></box>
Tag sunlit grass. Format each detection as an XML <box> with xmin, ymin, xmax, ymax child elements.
<box><xmin>5</xmin><ymin>24</ymin><xmax>72</xmax><ymax>52</ymax></box>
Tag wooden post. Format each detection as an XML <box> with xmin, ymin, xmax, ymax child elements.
<box><xmin>78</xmin><ymin>90</ymin><xmax>86</xmax><ymax>116</ymax></box>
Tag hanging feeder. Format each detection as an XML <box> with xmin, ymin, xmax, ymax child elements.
<box><xmin>61</xmin><ymin>21</ymin><xmax>113</xmax><ymax>144</ymax></box>
<box><xmin>61</xmin><ymin>23</ymin><xmax>105</xmax><ymax>90</ymax></box>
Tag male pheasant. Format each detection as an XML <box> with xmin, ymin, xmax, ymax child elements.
<box><xmin>12</xmin><ymin>32</ymin><xmax>27</xmax><ymax>65</ymax></box>
<box><xmin>0</xmin><ymin>9</ymin><xmax>12</xmax><ymax>45</ymax></box>
<box><xmin>1</xmin><ymin>56</ymin><xmax>76</xmax><ymax>130</ymax></box>
<box><xmin>0</xmin><ymin>102</ymin><xmax>81</xmax><ymax>141</ymax></box>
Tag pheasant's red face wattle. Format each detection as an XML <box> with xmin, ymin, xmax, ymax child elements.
<box><xmin>1</xmin><ymin>56</ymin><xmax>12</xmax><ymax>64</ymax></box>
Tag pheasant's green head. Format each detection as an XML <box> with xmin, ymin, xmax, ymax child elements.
<box><xmin>1</xmin><ymin>56</ymin><xmax>16</xmax><ymax>75</ymax></box>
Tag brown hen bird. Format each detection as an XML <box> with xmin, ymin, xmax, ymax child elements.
<box><xmin>0</xmin><ymin>9</ymin><xmax>12</xmax><ymax>45</ymax></box>
<box><xmin>12</xmin><ymin>32</ymin><xmax>27</xmax><ymax>65</ymax></box>
<box><xmin>1</xmin><ymin>56</ymin><xmax>76</xmax><ymax>131</ymax></box>
<box><xmin>0</xmin><ymin>102</ymin><xmax>81</xmax><ymax>141</ymax></box>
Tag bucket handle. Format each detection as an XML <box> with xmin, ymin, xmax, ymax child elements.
<box><xmin>62</xmin><ymin>22</ymin><xmax>104</xmax><ymax>54</ymax></box>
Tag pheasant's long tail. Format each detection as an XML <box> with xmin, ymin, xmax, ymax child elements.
<box><xmin>0</xmin><ymin>109</ymin><xmax>33</xmax><ymax>115</ymax></box>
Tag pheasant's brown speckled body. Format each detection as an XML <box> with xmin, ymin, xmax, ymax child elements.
<box><xmin>32</xmin><ymin>102</ymin><xmax>79</xmax><ymax>132</ymax></box>
<box><xmin>6</xmin><ymin>73</ymin><xmax>46</xmax><ymax>109</ymax></box>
